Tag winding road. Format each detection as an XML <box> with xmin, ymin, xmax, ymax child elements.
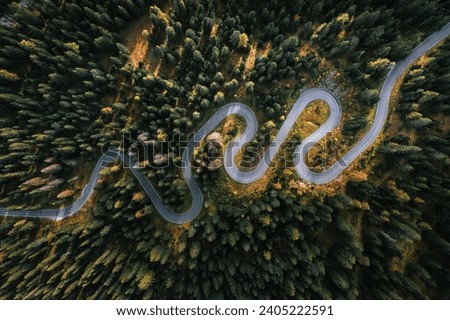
<box><xmin>1</xmin><ymin>22</ymin><xmax>450</xmax><ymax>224</ymax></box>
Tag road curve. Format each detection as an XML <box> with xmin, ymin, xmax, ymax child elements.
<box><xmin>1</xmin><ymin>22</ymin><xmax>450</xmax><ymax>224</ymax></box>
<box><xmin>296</xmin><ymin>21</ymin><xmax>450</xmax><ymax>184</ymax></box>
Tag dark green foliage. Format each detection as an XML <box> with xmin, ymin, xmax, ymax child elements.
<box><xmin>0</xmin><ymin>0</ymin><xmax>449</xmax><ymax>300</ymax></box>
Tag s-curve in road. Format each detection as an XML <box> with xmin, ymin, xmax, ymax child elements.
<box><xmin>1</xmin><ymin>22</ymin><xmax>450</xmax><ymax>224</ymax></box>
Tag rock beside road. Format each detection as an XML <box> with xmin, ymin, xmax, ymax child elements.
<box><xmin>196</xmin><ymin>132</ymin><xmax>224</xmax><ymax>172</ymax></box>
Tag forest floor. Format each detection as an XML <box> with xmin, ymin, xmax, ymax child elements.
<box><xmin>121</xmin><ymin>15</ymin><xmax>153</xmax><ymax>69</ymax></box>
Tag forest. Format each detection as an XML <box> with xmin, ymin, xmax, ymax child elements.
<box><xmin>0</xmin><ymin>0</ymin><xmax>449</xmax><ymax>299</ymax></box>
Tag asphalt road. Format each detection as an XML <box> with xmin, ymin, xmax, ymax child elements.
<box><xmin>296</xmin><ymin>21</ymin><xmax>450</xmax><ymax>184</ymax></box>
<box><xmin>1</xmin><ymin>22</ymin><xmax>450</xmax><ymax>224</ymax></box>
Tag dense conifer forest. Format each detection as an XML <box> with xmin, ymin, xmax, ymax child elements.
<box><xmin>0</xmin><ymin>0</ymin><xmax>449</xmax><ymax>299</ymax></box>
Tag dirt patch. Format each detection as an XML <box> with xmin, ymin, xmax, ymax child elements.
<box><xmin>299</xmin><ymin>43</ymin><xmax>318</xmax><ymax>57</ymax></box>
<box><xmin>260</xmin><ymin>42</ymin><xmax>271</xmax><ymax>57</ymax></box>
<box><xmin>211</xmin><ymin>22</ymin><xmax>219</xmax><ymax>36</ymax></box>
<box><xmin>120</xmin><ymin>15</ymin><xmax>153</xmax><ymax>68</ymax></box>
<box><xmin>244</xmin><ymin>44</ymin><xmax>257</xmax><ymax>74</ymax></box>
<box><xmin>297</xmin><ymin>100</ymin><xmax>330</xmax><ymax>138</ymax></box>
